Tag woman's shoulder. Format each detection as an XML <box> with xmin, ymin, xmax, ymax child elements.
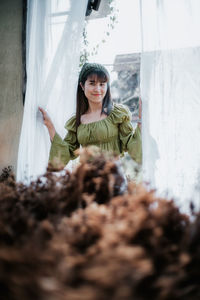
<box><xmin>64</xmin><ymin>115</ymin><xmax>76</xmax><ymax>132</ymax></box>
<box><xmin>110</xmin><ymin>103</ymin><xmax>132</xmax><ymax>123</ymax></box>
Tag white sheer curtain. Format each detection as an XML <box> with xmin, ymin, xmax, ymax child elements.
<box><xmin>140</xmin><ymin>0</ymin><xmax>200</xmax><ymax>212</ymax></box>
<box><xmin>17</xmin><ymin>0</ymin><xmax>88</xmax><ymax>182</ymax></box>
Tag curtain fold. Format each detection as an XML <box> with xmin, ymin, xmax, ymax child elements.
<box><xmin>17</xmin><ymin>0</ymin><xmax>88</xmax><ymax>182</ymax></box>
<box><xmin>140</xmin><ymin>0</ymin><xmax>200</xmax><ymax>212</ymax></box>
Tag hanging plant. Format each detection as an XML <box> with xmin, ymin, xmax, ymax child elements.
<box><xmin>80</xmin><ymin>0</ymin><xmax>118</xmax><ymax>67</ymax></box>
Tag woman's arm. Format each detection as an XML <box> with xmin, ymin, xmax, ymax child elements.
<box><xmin>117</xmin><ymin>105</ymin><xmax>142</xmax><ymax>164</ymax></box>
<box><xmin>39</xmin><ymin>108</ymin><xmax>80</xmax><ymax>167</ymax></box>
<box><xmin>39</xmin><ymin>107</ymin><xmax>55</xmax><ymax>141</ymax></box>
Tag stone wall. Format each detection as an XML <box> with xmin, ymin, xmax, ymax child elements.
<box><xmin>111</xmin><ymin>53</ymin><xmax>140</xmax><ymax>121</ymax></box>
<box><xmin>0</xmin><ymin>0</ymin><xmax>23</xmax><ymax>173</ymax></box>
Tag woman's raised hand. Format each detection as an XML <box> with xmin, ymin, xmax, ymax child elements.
<box><xmin>38</xmin><ymin>107</ymin><xmax>56</xmax><ymax>141</ymax></box>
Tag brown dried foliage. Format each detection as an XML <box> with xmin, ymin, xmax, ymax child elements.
<box><xmin>0</xmin><ymin>148</ymin><xmax>200</xmax><ymax>300</ymax></box>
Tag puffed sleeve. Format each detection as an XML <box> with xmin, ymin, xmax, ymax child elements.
<box><xmin>115</xmin><ymin>104</ymin><xmax>142</xmax><ymax>164</ymax></box>
<box><xmin>49</xmin><ymin>115</ymin><xmax>80</xmax><ymax>166</ymax></box>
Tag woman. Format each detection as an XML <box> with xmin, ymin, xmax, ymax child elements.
<box><xmin>39</xmin><ymin>63</ymin><xmax>142</xmax><ymax>167</ymax></box>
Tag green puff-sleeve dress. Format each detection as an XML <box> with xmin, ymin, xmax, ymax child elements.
<box><xmin>49</xmin><ymin>103</ymin><xmax>142</xmax><ymax>166</ymax></box>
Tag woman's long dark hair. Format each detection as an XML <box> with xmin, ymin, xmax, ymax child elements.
<box><xmin>76</xmin><ymin>70</ymin><xmax>113</xmax><ymax>128</ymax></box>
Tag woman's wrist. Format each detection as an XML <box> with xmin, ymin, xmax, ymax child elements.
<box><xmin>48</xmin><ymin>126</ymin><xmax>56</xmax><ymax>141</ymax></box>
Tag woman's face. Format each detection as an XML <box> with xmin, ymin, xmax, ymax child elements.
<box><xmin>81</xmin><ymin>74</ymin><xmax>108</xmax><ymax>104</ymax></box>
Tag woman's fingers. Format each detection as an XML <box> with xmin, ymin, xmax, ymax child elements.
<box><xmin>38</xmin><ymin>106</ymin><xmax>43</xmax><ymax>113</ymax></box>
<box><xmin>38</xmin><ymin>107</ymin><xmax>48</xmax><ymax>121</ymax></box>
<box><xmin>39</xmin><ymin>106</ymin><xmax>45</xmax><ymax>116</ymax></box>
<box><xmin>38</xmin><ymin>107</ymin><xmax>53</xmax><ymax>127</ymax></box>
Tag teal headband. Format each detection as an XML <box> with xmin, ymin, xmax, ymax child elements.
<box><xmin>79</xmin><ymin>63</ymin><xmax>109</xmax><ymax>83</ymax></box>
